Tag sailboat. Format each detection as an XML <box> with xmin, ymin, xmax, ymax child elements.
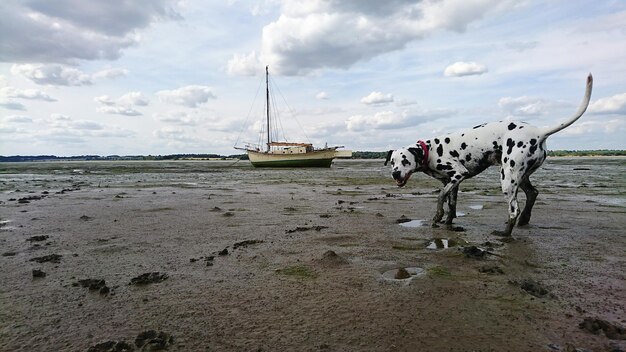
<box><xmin>235</xmin><ymin>66</ymin><xmax>350</xmax><ymax>167</ymax></box>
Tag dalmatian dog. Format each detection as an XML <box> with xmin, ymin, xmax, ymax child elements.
<box><xmin>385</xmin><ymin>74</ymin><xmax>593</xmax><ymax>236</ymax></box>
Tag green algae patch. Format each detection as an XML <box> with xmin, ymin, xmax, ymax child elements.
<box><xmin>276</xmin><ymin>265</ymin><xmax>318</xmax><ymax>280</ymax></box>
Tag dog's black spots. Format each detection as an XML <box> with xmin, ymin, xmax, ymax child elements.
<box><xmin>408</xmin><ymin>147</ymin><xmax>422</xmax><ymax>162</ymax></box>
<box><xmin>460</xmin><ymin>160</ymin><xmax>465</xmax><ymax>165</ymax></box>
<box><xmin>473</xmin><ymin>123</ymin><xmax>486</xmax><ymax>129</ymax></box>
<box><xmin>449</xmin><ymin>150</ymin><xmax>459</xmax><ymax>158</ymax></box>
<box><xmin>401</xmin><ymin>157</ymin><xmax>411</xmax><ymax>167</ymax></box>
<box><xmin>444</xmin><ymin>137</ymin><xmax>450</xmax><ymax>144</ymax></box>
<box><xmin>506</xmin><ymin>138</ymin><xmax>515</xmax><ymax>155</ymax></box>
<box><xmin>465</xmin><ymin>154</ymin><xmax>472</xmax><ymax>162</ymax></box>
<box><xmin>510</xmin><ymin>205</ymin><xmax>515</xmax><ymax>213</ymax></box>
<box><xmin>461</xmin><ymin>142</ymin><xmax>467</xmax><ymax>150</ymax></box>
<box><xmin>520</xmin><ymin>126</ymin><xmax>524</xmax><ymax>129</ymax></box>
<box><xmin>447</xmin><ymin>171</ymin><xmax>456</xmax><ymax>178</ymax></box>
<box><xmin>475</xmin><ymin>137</ymin><xmax>478</xmax><ymax>140</ymax></box>
<box><xmin>530</xmin><ymin>138</ymin><xmax>537</xmax><ymax>145</ymax></box>
<box><xmin>527</xmin><ymin>159</ymin><xmax>537</xmax><ymax>170</ymax></box>
<box><xmin>461</xmin><ymin>133</ymin><xmax>465</xmax><ymax>137</ymax></box>
<box><xmin>529</xmin><ymin>144</ymin><xmax>538</xmax><ymax>154</ymax></box>
<box><xmin>510</xmin><ymin>160</ymin><xmax>516</xmax><ymax>167</ymax></box>
<box><xmin>508</xmin><ymin>122</ymin><xmax>517</xmax><ymax>130</ymax></box>
<box><xmin>500</xmin><ymin>168</ymin><xmax>505</xmax><ymax>180</ymax></box>
<box><xmin>455</xmin><ymin>174</ymin><xmax>462</xmax><ymax>180</ymax></box>
<box><xmin>434</xmin><ymin>138</ymin><xmax>440</xmax><ymax>144</ymax></box>
<box><xmin>437</xmin><ymin>159</ymin><xmax>441</xmax><ymax>163</ymax></box>
<box><xmin>517</xmin><ymin>141</ymin><xmax>523</xmax><ymax>147</ymax></box>
<box><xmin>436</xmin><ymin>164</ymin><xmax>453</xmax><ymax>171</ymax></box>
<box><xmin>503</xmin><ymin>157</ymin><xmax>508</xmax><ymax>163</ymax></box>
<box><xmin>436</xmin><ymin>144</ymin><xmax>443</xmax><ymax>157</ymax></box>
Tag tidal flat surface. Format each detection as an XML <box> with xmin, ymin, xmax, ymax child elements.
<box><xmin>1</xmin><ymin>158</ymin><xmax>625</xmax><ymax>351</ymax></box>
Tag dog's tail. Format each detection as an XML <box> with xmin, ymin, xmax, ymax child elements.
<box><xmin>542</xmin><ymin>73</ymin><xmax>593</xmax><ymax>137</ymax></box>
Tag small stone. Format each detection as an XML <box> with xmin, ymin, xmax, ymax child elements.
<box><xmin>395</xmin><ymin>268</ymin><xmax>411</xmax><ymax>280</ymax></box>
<box><xmin>32</xmin><ymin>269</ymin><xmax>46</xmax><ymax>278</ymax></box>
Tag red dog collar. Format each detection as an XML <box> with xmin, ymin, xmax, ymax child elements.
<box><xmin>417</xmin><ymin>140</ymin><xmax>429</xmax><ymax>166</ymax></box>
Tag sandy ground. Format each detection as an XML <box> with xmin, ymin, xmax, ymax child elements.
<box><xmin>1</xmin><ymin>158</ymin><xmax>625</xmax><ymax>352</ymax></box>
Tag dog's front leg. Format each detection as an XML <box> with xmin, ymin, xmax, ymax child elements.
<box><xmin>445</xmin><ymin>186</ymin><xmax>459</xmax><ymax>225</ymax></box>
<box><xmin>433</xmin><ymin>181</ymin><xmax>458</xmax><ymax>224</ymax></box>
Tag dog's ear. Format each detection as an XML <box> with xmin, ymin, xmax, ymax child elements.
<box><xmin>384</xmin><ymin>150</ymin><xmax>393</xmax><ymax>166</ymax></box>
<box><xmin>408</xmin><ymin>147</ymin><xmax>424</xmax><ymax>163</ymax></box>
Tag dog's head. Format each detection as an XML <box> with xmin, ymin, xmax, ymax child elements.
<box><xmin>384</xmin><ymin>146</ymin><xmax>424</xmax><ymax>187</ymax></box>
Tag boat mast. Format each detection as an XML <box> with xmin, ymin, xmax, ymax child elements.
<box><xmin>266</xmin><ymin>65</ymin><xmax>270</xmax><ymax>152</ymax></box>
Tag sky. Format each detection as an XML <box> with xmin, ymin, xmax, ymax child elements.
<box><xmin>1</xmin><ymin>0</ymin><xmax>625</xmax><ymax>156</ymax></box>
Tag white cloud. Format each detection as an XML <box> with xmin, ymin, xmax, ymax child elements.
<box><xmin>0</xmin><ymin>99</ymin><xmax>26</xmax><ymax>110</ymax></box>
<box><xmin>498</xmin><ymin>96</ymin><xmax>569</xmax><ymax>116</ymax></box>
<box><xmin>361</xmin><ymin>92</ymin><xmax>394</xmax><ymax>105</ymax></box>
<box><xmin>4</xmin><ymin>115</ymin><xmax>33</xmax><ymax>123</ymax></box>
<box><xmin>157</xmin><ymin>85</ymin><xmax>216</xmax><ymax>107</ymax></box>
<box><xmin>0</xmin><ymin>86</ymin><xmax>56</xmax><ymax>101</ymax></box>
<box><xmin>560</xmin><ymin>118</ymin><xmax>626</xmax><ymax>136</ymax></box>
<box><xmin>94</xmin><ymin>91</ymin><xmax>148</xmax><ymax>116</ymax></box>
<box><xmin>94</xmin><ymin>95</ymin><xmax>116</xmax><ymax>106</ymax></box>
<box><xmin>444</xmin><ymin>61</ymin><xmax>488</xmax><ymax>77</ymax></box>
<box><xmin>97</xmin><ymin>105</ymin><xmax>142</xmax><ymax>116</ymax></box>
<box><xmin>315</xmin><ymin>91</ymin><xmax>329</xmax><ymax>100</ymax></box>
<box><xmin>227</xmin><ymin>51</ymin><xmax>261</xmax><ymax>76</ymax></box>
<box><xmin>118</xmin><ymin>91</ymin><xmax>149</xmax><ymax>106</ymax></box>
<box><xmin>588</xmin><ymin>93</ymin><xmax>626</xmax><ymax>114</ymax></box>
<box><xmin>240</xmin><ymin>0</ymin><xmax>515</xmax><ymax>75</ymax></box>
<box><xmin>155</xmin><ymin>111</ymin><xmax>199</xmax><ymax>126</ymax></box>
<box><xmin>92</xmin><ymin>68</ymin><xmax>129</xmax><ymax>80</ymax></box>
<box><xmin>0</xmin><ymin>0</ymin><xmax>181</xmax><ymax>63</ymax></box>
<box><xmin>11</xmin><ymin>64</ymin><xmax>92</xmax><ymax>86</ymax></box>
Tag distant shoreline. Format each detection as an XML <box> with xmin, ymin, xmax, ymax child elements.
<box><xmin>1</xmin><ymin>150</ymin><xmax>624</xmax><ymax>162</ymax></box>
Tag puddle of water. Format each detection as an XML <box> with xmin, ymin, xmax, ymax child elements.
<box><xmin>427</xmin><ymin>239</ymin><xmax>449</xmax><ymax>249</ymax></box>
<box><xmin>456</xmin><ymin>212</ymin><xmax>466</xmax><ymax>217</ymax></box>
<box><xmin>399</xmin><ymin>219</ymin><xmax>426</xmax><ymax>228</ymax></box>
<box><xmin>381</xmin><ymin>267</ymin><xmax>425</xmax><ymax>284</ymax></box>
<box><xmin>426</xmin><ymin>238</ymin><xmax>467</xmax><ymax>250</ymax></box>
<box><xmin>469</xmin><ymin>205</ymin><xmax>483</xmax><ymax>210</ymax></box>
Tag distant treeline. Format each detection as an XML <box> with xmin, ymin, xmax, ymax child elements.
<box><xmin>0</xmin><ymin>154</ymin><xmax>248</xmax><ymax>162</ymax></box>
<box><xmin>0</xmin><ymin>150</ymin><xmax>623</xmax><ymax>162</ymax></box>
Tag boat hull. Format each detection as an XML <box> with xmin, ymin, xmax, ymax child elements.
<box><xmin>247</xmin><ymin>149</ymin><xmax>336</xmax><ymax>168</ymax></box>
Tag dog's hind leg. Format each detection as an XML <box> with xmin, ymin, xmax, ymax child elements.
<box><xmin>517</xmin><ymin>178</ymin><xmax>538</xmax><ymax>227</ymax></box>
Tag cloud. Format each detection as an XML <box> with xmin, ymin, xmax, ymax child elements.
<box><xmin>315</xmin><ymin>91</ymin><xmax>329</xmax><ymax>100</ymax></box>
<box><xmin>444</xmin><ymin>61</ymin><xmax>488</xmax><ymax>77</ymax></box>
<box><xmin>157</xmin><ymin>85</ymin><xmax>216</xmax><ymax>107</ymax></box>
<box><xmin>227</xmin><ymin>51</ymin><xmax>261</xmax><ymax>76</ymax></box>
<box><xmin>498</xmin><ymin>96</ymin><xmax>569</xmax><ymax>116</ymax></box>
<box><xmin>361</xmin><ymin>92</ymin><xmax>394</xmax><ymax>105</ymax></box>
<box><xmin>0</xmin><ymin>99</ymin><xmax>26</xmax><ymax>110</ymax></box>
<box><xmin>588</xmin><ymin>93</ymin><xmax>626</xmax><ymax>114</ymax></box>
<box><xmin>231</xmin><ymin>0</ymin><xmax>515</xmax><ymax>75</ymax></box>
<box><xmin>0</xmin><ymin>0</ymin><xmax>181</xmax><ymax>63</ymax></box>
<box><xmin>0</xmin><ymin>87</ymin><xmax>56</xmax><ymax>101</ymax></box>
<box><xmin>155</xmin><ymin>111</ymin><xmax>199</xmax><ymax>126</ymax></box>
<box><xmin>3</xmin><ymin>115</ymin><xmax>33</xmax><ymax>123</ymax></box>
<box><xmin>97</xmin><ymin>105</ymin><xmax>142</xmax><ymax>116</ymax></box>
<box><xmin>118</xmin><ymin>91</ymin><xmax>149</xmax><ymax>106</ymax></box>
<box><xmin>92</xmin><ymin>68</ymin><xmax>129</xmax><ymax>80</ymax></box>
<box><xmin>560</xmin><ymin>118</ymin><xmax>626</xmax><ymax>136</ymax></box>
<box><xmin>12</xmin><ymin>64</ymin><xmax>92</xmax><ymax>86</ymax></box>
<box><xmin>345</xmin><ymin>107</ymin><xmax>457</xmax><ymax>132</ymax></box>
<box><xmin>94</xmin><ymin>91</ymin><xmax>148</xmax><ymax>116</ymax></box>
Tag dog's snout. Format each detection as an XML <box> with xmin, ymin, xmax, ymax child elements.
<box><xmin>392</xmin><ymin>171</ymin><xmax>402</xmax><ymax>180</ymax></box>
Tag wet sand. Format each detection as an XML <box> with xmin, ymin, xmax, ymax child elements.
<box><xmin>1</xmin><ymin>158</ymin><xmax>625</xmax><ymax>351</ymax></box>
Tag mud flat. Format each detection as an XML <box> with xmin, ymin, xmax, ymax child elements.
<box><xmin>1</xmin><ymin>158</ymin><xmax>625</xmax><ymax>351</ymax></box>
